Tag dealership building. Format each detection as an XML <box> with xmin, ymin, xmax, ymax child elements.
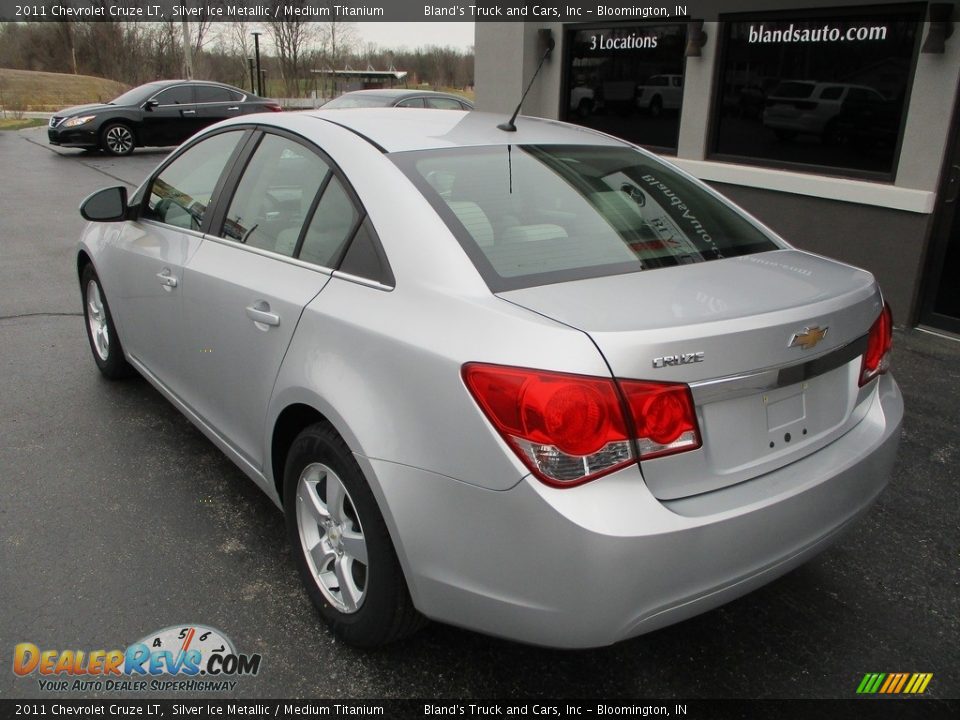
<box><xmin>475</xmin><ymin>1</ymin><xmax>960</xmax><ymax>334</ymax></box>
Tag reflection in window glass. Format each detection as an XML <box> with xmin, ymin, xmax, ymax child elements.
<box><xmin>713</xmin><ymin>7</ymin><xmax>922</xmax><ymax>176</ymax></box>
<box><xmin>563</xmin><ymin>24</ymin><xmax>687</xmax><ymax>150</ymax></box>
<box><xmin>222</xmin><ymin>135</ymin><xmax>329</xmax><ymax>257</ymax></box>
<box><xmin>143</xmin><ymin>131</ymin><xmax>243</xmax><ymax>231</ymax></box>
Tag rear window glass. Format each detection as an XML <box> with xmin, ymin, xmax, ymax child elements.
<box><xmin>391</xmin><ymin>144</ymin><xmax>778</xmax><ymax>291</ymax></box>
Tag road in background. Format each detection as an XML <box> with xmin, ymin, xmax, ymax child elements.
<box><xmin>1</xmin><ymin>126</ymin><xmax>957</xmax><ymax>699</ymax></box>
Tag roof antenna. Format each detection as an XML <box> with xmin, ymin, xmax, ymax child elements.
<box><xmin>498</xmin><ymin>29</ymin><xmax>555</xmax><ymax>132</ymax></box>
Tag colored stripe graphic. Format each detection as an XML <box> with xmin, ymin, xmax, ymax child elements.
<box><xmin>857</xmin><ymin>673</ymin><xmax>932</xmax><ymax>694</ymax></box>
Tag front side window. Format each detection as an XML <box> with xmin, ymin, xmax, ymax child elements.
<box><xmin>153</xmin><ymin>85</ymin><xmax>195</xmax><ymax>105</ymax></box>
<box><xmin>563</xmin><ymin>23</ymin><xmax>688</xmax><ymax>151</ymax></box>
<box><xmin>712</xmin><ymin>5</ymin><xmax>923</xmax><ymax>178</ymax></box>
<box><xmin>220</xmin><ymin>134</ymin><xmax>330</xmax><ymax>257</ymax></box>
<box><xmin>142</xmin><ymin>131</ymin><xmax>244</xmax><ymax>230</ymax></box>
<box><xmin>392</xmin><ymin>144</ymin><xmax>778</xmax><ymax>291</ymax></box>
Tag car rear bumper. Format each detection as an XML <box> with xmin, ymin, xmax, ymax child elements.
<box><xmin>363</xmin><ymin>374</ymin><xmax>902</xmax><ymax>648</ymax></box>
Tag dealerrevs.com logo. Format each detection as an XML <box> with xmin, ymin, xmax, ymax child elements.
<box><xmin>12</xmin><ymin>625</ymin><xmax>262</xmax><ymax>692</ymax></box>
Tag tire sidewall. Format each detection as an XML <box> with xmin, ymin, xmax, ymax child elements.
<box><xmin>81</xmin><ymin>265</ymin><xmax>130</xmax><ymax>379</ymax></box>
<box><xmin>283</xmin><ymin>425</ymin><xmax>405</xmax><ymax>647</ymax></box>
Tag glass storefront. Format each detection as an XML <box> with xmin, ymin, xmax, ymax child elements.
<box><xmin>711</xmin><ymin>4</ymin><xmax>924</xmax><ymax>178</ymax></box>
<box><xmin>563</xmin><ymin>23</ymin><xmax>687</xmax><ymax>151</ymax></box>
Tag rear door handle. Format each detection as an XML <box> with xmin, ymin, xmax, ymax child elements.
<box><xmin>156</xmin><ymin>271</ymin><xmax>178</xmax><ymax>289</ymax></box>
<box><xmin>227</xmin><ymin>106</ymin><xmax>240</xmax><ymax>112</ymax></box>
<box><xmin>181</xmin><ymin>109</ymin><xmax>197</xmax><ymax>116</ymax></box>
<box><xmin>245</xmin><ymin>302</ymin><xmax>280</xmax><ymax>327</ymax></box>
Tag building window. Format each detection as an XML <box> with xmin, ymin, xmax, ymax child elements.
<box><xmin>563</xmin><ymin>24</ymin><xmax>688</xmax><ymax>152</ymax></box>
<box><xmin>711</xmin><ymin>4</ymin><xmax>923</xmax><ymax>178</ymax></box>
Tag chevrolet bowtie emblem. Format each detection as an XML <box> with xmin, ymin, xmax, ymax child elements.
<box><xmin>789</xmin><ymin>325</ymin><xmax>828</xmax><ymax>350</ymax></box>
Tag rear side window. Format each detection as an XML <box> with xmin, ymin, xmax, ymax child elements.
<box><xmin>220</xmin><ymin>134</ymin><xmax>330</xmax><ymax>257</ymax></box>
<box><xmin>425</xmin><ymin>97</ymin><xmax>465</xmax><ymax>110</ymax></box>
<box><xmin>196</xmin><ymin>85</ymin><xmax>237</xmax><ymax>103</ymax></box>
<box><xmin>392</xmin><ymin>144</ymin><xmax>778</xmax><ymax>291</ymax></box>
<box><xmin>298</xmin><ymin>175</ymin><xmax>359</xmax><ymax>268</ymax></box>
<box><xmin>142</xmin><ymin>130</ymin><xmax>244</xmax><ymax>231</ymax></box>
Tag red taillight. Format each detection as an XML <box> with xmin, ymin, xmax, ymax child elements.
<box><xmin>859</xmin><ymin>302</ymin><xmax>893</xmax><ymax>387</ymax></box>
<box><xmin>265</xmin><ymin>103</ymin><xmax>283</xmax><ymax>112</ymax></box>
<box><xmin>462</xmin><ymin>364</ymin><xmax>700</xmax><ymax>488</ymax></box>
<box><xmin>619</xmin><ymin>381</ymin><xmax>702</xmax><ymax>460</ymax></box>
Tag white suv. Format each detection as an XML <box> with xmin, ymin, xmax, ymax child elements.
<box><xmin>762</xmin><ymin>81</ymin><xmax>887</xmax><ymax>143</ymax></box>
<box><xmin>636</xmin><ymin>74</ymin><xmax>684</xmax><ymax>116</ymax></box>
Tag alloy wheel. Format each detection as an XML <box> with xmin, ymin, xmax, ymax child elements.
<box><xmin>296</xmin><ymin>463</ymin><xmax>368</xmax><ymax>614</ymax></box>
<box><xmin>86</xmin><ymin>280</ymin><xmax>110</xmax><ymax>361</ymax></box>
<box><xmin>105</xmin><ymin>126</ymin><xmax>134</xmax><ymax>155</ymax></box>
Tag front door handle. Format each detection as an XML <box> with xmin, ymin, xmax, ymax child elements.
<box><xmin>156</xmin><ymin>271</ymin><xmax>178</xmax><ymax>289</ymax></box>
<box><xmin>246</xmin><ymin>302</ymin><xmax>280</xmax><ymax>327</ymax></box>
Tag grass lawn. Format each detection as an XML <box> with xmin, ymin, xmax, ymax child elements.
<box><xmin>0</xmin><ymin>117</ymin><xmax>46</xmax><ymax>131</ymax></box>
<box><xmin>0</xmin><ymin>68</ymin><xmax>127</xmax><ymax>112</ymax></box>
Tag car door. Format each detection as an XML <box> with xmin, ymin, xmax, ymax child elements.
<box><xmin>196</xmin><ymin>85</ymin><xmax>244</xmax><ymax>128</ymax></box>
<box><xmin>179</xmin><ymin>130</ymin><xmax>361</xmax><ymax>469</ymax></box>
<box><xmin>110</xmin><ymin>129</ymin><xmax>248</xmax><ymax>395</ymax></box>
<box><xmin>142</xmin><ymin>84</ymin><xmax>199</xmax><ymax>146</ymax></box>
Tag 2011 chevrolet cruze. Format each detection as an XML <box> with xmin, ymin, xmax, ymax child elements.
<box><xmin>76</xmin><ymin>109</ymin><xmax>902</xmax><ymax>648</ymax></box>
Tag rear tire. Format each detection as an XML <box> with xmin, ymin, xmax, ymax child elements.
<box><xmin>101</xmin><ymin>123</ymin><xmax>135</xmax><ymax>156</ymax></box>
<box><xmin>649</xmin><ymin>96</ymin><xmax>663</xmax><ymax>117</ymax></box>
<box><xmin>284</xmin><ymin>423</ymin><xmax>425</xmax><ymax>647</ymax></box>
<box><xmin>81</xmin><ymin>264</ymin><xmax>134</xmax><ymax>380</ymax></box>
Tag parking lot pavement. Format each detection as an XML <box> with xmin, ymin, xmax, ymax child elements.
<box><xmin>1</xmin><ymin>126</ymin><xmax>958</xmax><ymax>700</ymax></box>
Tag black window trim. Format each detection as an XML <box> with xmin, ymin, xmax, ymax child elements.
<box><xmin>706</xmin><ymin>2</ymin><xmax>926</xmax><ymax>183</ymax></box>
<box><xmin>559</xmin><ymin>19</ymin><xmax>691</xmax><ymax>156</ymax></box>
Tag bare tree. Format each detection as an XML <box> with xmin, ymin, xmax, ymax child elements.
<box><xmin>268</xmin><ymin>0</ymin><xmax>319</xmax><ymax>97</ymax></box>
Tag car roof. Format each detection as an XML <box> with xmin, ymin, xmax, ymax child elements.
<box><xmin>340</xmin><ymin>89</ymin><xmax>465</xmax><ymax>99</ymax></box>
<box><xmin>257</xmin><ymin>109</ymin><xmax>628</xmax><ymax>153</ymax></box>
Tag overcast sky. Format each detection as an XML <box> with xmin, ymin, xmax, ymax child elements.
<box><xmin>353</xmin><ymin>22</ymin><xmax>476</xmax><ymax>52</ymax></box>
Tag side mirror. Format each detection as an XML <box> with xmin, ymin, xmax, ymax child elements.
<box><xmin>80</xmin><ymin>186</ymin><xmax>129</xmax><ymax>222</ymax></box>
<box><xmin>144</xmin><ymin>99</ymin><xmax>159</xmax><ymax>111</ymax></box>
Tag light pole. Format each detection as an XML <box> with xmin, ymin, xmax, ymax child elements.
<box><xmin>251</xmin><ymin>31</ymin><xmax>263</xmax><ymax>97</ymax></box>
<box><xmin>248</xmin><ymin>58</ymin><xmax>255</xmax><ymax>94</ymax></box>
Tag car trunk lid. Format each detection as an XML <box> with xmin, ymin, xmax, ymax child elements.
<box><xmin>498</xmin><ymin>249</ymin><xmax>884</xmax><ymax>500</ymax></box>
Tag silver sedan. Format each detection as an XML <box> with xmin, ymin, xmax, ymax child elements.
<box><xmin>76</xmin><ymin>109</ymin><xmax>902</xmax><ymax>648</ymax></box>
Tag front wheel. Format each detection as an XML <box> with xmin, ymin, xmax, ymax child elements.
<box><xmin>81</xmin><ymin>264</ymin><xmax>133</xmax><ymax>379</ymax></box>
<box><xmin>284</xmin><ymin>423</ymin><xmax>425</xmax><ymax>647</ymax></box>
<box><xmin>101</xmin><ymin>123</ymin><xmax>135</xmax><ymax>156</ymax></box>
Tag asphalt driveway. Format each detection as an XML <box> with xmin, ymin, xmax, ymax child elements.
<box><xmin>0</xmin><ymin>126</ymin><xmax>957</xmax><ymax>700</ymax></box>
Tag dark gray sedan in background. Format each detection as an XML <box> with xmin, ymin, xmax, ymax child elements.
<box><xmin>75</xmin><ymin>109</ymin><xmax>902</xmax><ymax>648</ymax></box>
<box><xmin>322</xmin><ymin>88</ymin><xmax>474</xmax><ymax>110</ymax></box>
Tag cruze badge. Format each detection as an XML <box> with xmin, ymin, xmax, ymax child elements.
<box><xmin>652</xmin><ymin>352</ymin><xmax>705</xmax><ymax>369</ymax></box>
<box><xmin>789</xmin><ymin>325</ymin><xmax>828</xmax><ymax>350</ymax></box>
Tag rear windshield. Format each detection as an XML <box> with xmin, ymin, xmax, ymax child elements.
<box><xmin>391</xmin><ymin>144</ymin><xmax>779</xmax><ymax>291</ymax></box>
